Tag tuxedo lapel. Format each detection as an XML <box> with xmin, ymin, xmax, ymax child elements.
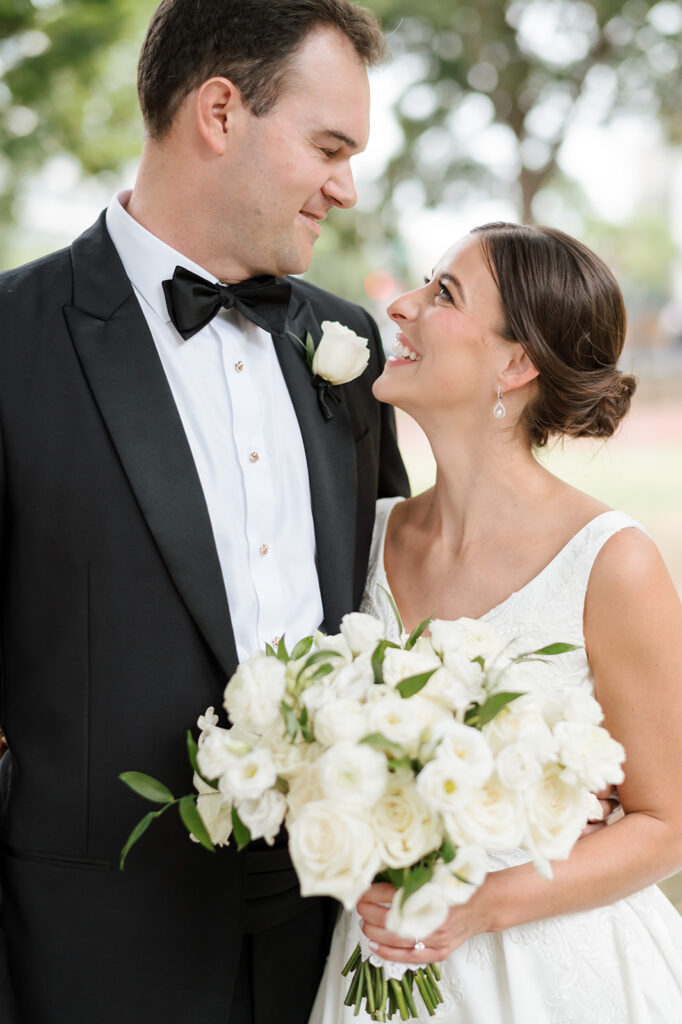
<box><xmin>273</xmin><ymin>298</ymin><xmax>356</xmax><ymax>632</ymax></box>
<box><xmin>64</xmin><ymin>215</ymin><xmax>238</xmax><ymax>678</ymax></box>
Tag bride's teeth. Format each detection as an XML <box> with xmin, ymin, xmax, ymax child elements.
<box><xmin>392</xmin><ymin>340</ymin><xmax>421</xmax><ymax>361</ymax></box>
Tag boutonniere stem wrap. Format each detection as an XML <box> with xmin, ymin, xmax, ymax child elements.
<box><xmin>289</xmin><ymin>320</ymin><xmax>371</xmax><ymax>421</ymax></box>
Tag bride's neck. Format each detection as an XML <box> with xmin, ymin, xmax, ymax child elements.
<box><xmin>421</xmin><ymin>424</ymin><xmax>547</xmax><ymax>550</ymax></box>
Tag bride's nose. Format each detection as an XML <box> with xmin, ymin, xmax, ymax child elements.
<box><xmin>387</xmin><ymin>288</ymin><xmax>420</xmax><ymax>323</ymax></box>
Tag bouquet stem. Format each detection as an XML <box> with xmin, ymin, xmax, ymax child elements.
<box><xmin>343</xmin><ymin>944</ymin><xmax>443</xmax><ymax>1020</ymax></box>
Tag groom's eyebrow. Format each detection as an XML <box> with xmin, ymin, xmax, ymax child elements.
<box><xmin>316</xmin><ymin>128</ymin><xmax>362</xmax><ymax>151</ymax></box>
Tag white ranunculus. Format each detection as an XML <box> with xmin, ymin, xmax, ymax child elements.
<box><xmin>372</xmin><ymin>772</ymin><xmax>441</xmax><ymax>869</ymax></box>
<box><xmin>312</xmin><ymin>321</ymin><xmax>370</xmax><ymax>385</ymax></box>
<box><xmin>340</xmin><ymin>612</ymin><xmax>384</xmax><ymax>655</ymax></box>
<box><xmin>483</xmin><ymin>703</ymin><xmax>556</xmax><ymax>761</ymax></box>
<box><xmin>432</xmin><ymin>844</ymin><xmax>488</xmax><ymax>906</ymax></box>
<box><xmin>194</xmin><ymin>774</ymin><xmax>233</xmax><ymax>847</ymax></box>
<box><xmin>381</xmin><ymin>648</ymin><xmax>441</xmax><ymax>690</ymax></box>
<box><xmin>218</xmin><ymin>747</ymin><xmax>277</xmax><ymax>801</ymax></box>
<box><xmin>313</xmin><ymin>698</ymin><xmax>370</xmax><ymax>747</ymax></box>
<box><xmin>554</xmin><ymin>722</ymin><xmax>625</xmax><ymax>790</ymax></box>
<box><xmin>317</xmin><ymin>741</ymin><xmax>388</xmax><ymax>807</ymax></box>
<box><xmin>385</xmin><ymin>882</ymin><xmax>449</xmax><ymax>940</ymax></box>
<box><xmin>288</xmin><ymin>800</ymin><xmax>381</xmax><ymax>909</ymax></box>
<box><xmin>429</xmin><ymin>617</ymin><xmax>503</xmax><ymax>663</ymax></box>
<box><xmin>223</xmin><ymin>654</ymin><xmax>287</xmax><ymax>734</ymax></box>
<box><xmin>415</xmin><ymin>755</ymin><xmax>476</xmax><ymax>814</ymax></box>
<box><xmin>367</xmin><ymin>694</ymin><xmax>443</xmax><ymax>757</ymax></box>
<box><xmin>427</xmin><ymin>721</ymin><xmax>495</xmax><ymax>785</ymax></box>
<box><xmin>525</xmin><ymin>764</ymin><xmax>595</xmax><ymax>863</ymax></box>
<box><xmin>236</xmin><ymin>788</ymin><xmax>287</xmax><ymax>846</ymax></box>
<box><xmin>445</xmin><ymin>773</ymin><xmax>525</xmax><ymax>850</ymax></box>
<box><xmin>196</xmin><ymin>726</ymin><xmax>250</xmax><ymax>781</ymax></box>
<box><xmin>496</xmin><ymin>741</ymin><xmax>543</xmax><ymax>790</ymax></box>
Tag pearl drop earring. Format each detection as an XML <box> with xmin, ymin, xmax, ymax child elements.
<box><xmin>493</xmin><ymin>386</ymin><xmax>506</xmax><ymax>419</ymax></box>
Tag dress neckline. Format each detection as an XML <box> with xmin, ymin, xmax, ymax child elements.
<box><xmin>376</xmin><ymin>498</ymin><xmax>626</xmax><ymax>624</ymax></box>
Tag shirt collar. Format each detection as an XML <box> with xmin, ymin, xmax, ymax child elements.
<box><xmin>105</xmin><ymin>189</ymin><xmax>221</xmax><ymax>326</ymax></box>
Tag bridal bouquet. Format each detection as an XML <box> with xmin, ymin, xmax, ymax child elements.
<box><xmin>120</xmin><ymin>607</ymin><xmax>625</xmax><ymax>1021</ymax></box>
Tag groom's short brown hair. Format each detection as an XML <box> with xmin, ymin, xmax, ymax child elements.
<box><xmin>138</xmin><ymin>0</ymin><xmax>385</xmax><ymax>139</ymax></box>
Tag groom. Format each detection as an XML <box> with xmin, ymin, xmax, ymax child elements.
<box><xmin>0</xmin><ymin>2</ymin><xmax>409</xmax><ymax>1022</ymax></box>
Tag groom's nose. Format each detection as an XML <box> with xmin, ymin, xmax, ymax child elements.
<box><xmin>323</xmin><ymin>160</ymin><xmax>358</xmax><ymax>210</ymax></box>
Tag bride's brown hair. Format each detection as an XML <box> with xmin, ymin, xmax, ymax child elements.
<box><xmin>471</xmin><ymin>222</ymin><xmax>636</xmax><ymax>449</ymax></box>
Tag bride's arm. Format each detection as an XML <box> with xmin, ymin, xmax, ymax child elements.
<box><xmin>359</xmin><ymin>527</ymin><xmax>682</xmax><ymax>963</ymax></box>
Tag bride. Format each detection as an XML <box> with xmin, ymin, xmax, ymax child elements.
<box><xmin>310</xmin><ymin>222</ymin><xmax>682</xmax><ymax>1022</ymax></box>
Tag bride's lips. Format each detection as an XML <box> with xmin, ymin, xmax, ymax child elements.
<box><xmin>387</xmin><ymin>332</ymin><xmax>422</xmax><ymax>365</ymax></box>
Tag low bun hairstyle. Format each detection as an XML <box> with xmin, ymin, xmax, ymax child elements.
<box><xmin>471</xmin><ymin>222</ymin><xmax>637</xmax><ymax>449</ymax></box>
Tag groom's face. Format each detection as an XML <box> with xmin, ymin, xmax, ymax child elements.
<box><xmin>223</xmin><ymin>29</ymin><xmax>371</xmax><ymax>278</ymax></box>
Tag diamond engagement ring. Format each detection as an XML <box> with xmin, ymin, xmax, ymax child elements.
<box><xmin>413</xmin><ymin>940</ymin><xmax>426</xmax><ymax>952</ymax></box>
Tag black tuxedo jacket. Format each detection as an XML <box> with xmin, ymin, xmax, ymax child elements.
<box><xmin>0</xmin><ymin>213</ymin><xmax>409</xmax><ymax>1023</ymax></box>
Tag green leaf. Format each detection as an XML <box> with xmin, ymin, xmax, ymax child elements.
<box><xmin>309</xmin><ymin>663</ymin><xmax>335</xmax><ymax>681</ymax></box>
<box><xmin>264</xmin><ymin>642</ymin><xmax>277</xmax><ymax>657</ymax></box>
<box><xmin>186</xmin><ymin>730</ymin><xmax>199</xmax><ymax>775</ymax></box>
<box><xmin>274</xmin><ymin>775</ymin><xmax>290</xmax><ymax>795</ymax></box>
<box><xmin>361</xmin><ymin>732</ymin><xmax>408</xmax><ymax>761</ymax></box>
<box><xmin>119</xmin><ymin>771</ymin><xmax>174</xmax><ymax>805</ymax></box>
<box><xmin>524</xmin><ymin>642</ymin><xmax>582</xmax><ymax>657</ymax></box>
<box><xmin>405</xmin><ymin>615</ymin><xmax>433</xmax><ymax>650</ymax></box>
<box><xmin>297</xmin><ymin>649</ymin><xmax>343</xmax><ymax>681</ymax></box>
<box><xmin>371</xmin><ymin>639</ymin><xmax>400</xmax><ymax>685</ymax></box>
<box><xmin>396</xmin><ymin>668</ymin><xmax>438</xmax><ymax>699</ymax></box>
<box><xmin>378</xmin><ymin>867</ymin><xmax>409</xmax><ymax>890</ymax></box>
<box><xmin>231</xmin><ymin>806</ymin><xmax>252</xmax><ymax>851</ymax></box>
<box><xmin>119</xmin><ymin>811</ymin><xmax>157</xmax><ymax>870</ymax></box>
<box><xmin>276</xmin><ymin>635</ymin><xmax>289</xmax><ymax>663</ymax></box>
<box><xmin>439</xmin><ymin>835</ymin><xmax>456</xmax><ymax>863</ymax></box>
<box><xmin>178</xmin><ymin>794</ymin><xmax>216</xmax><ymax>853</ymax></box>
<box><xmin>299</xmin><ymin>706</ymin><xmax>314</xmax><ymax>743</ymax></box>
<box><xmin>291</xmin><ymin>635</ymin><xmax>314</xmax><ymax>661</ymax></box>
<box><xmin>400</xmin><ymin>861</ymin><xmax>434</xmax><ymax>906</ymax></box>
<box><xmin>377</xmin><ymin>584</ymin><xmax>404</xmax><ymax>635</ymax></box>
<box><xmin>280</xmin><ymin>700</ymin><xmax>299</xmax><ymax>741</ymax></box>
<box><xmin>465</xmin><ymin>691</ymin><xmax>524</xmax><ymax>728</ymax></box>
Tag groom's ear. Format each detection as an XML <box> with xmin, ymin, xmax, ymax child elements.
<box><xmin>500</xmin><ymin>343</ymin><xmax>539</xmax><ymax>392</ymax></box>
<box><xmin>194</xmin><ymin>77</ymin><xmax>244</xmax><ymax>154</ymax></box>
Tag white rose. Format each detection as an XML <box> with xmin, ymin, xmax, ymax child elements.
<box><xmin>259</xmin><ymin>719</ymin><xmax>318</xmax><ymax>779</ymax></box>
<box><xmin>385</xmin><ymin>882</ymin><xmax>449</xmax><ymax>940</ymax></box>
<box><xmin>429</xmin><ymin>618</ymin><xmax>503</xmax><ymax>662</ymax></box>
<box><xmin>559</xmin><ymin>687</ymin><xmax>605</xmax><ymax>726</ymax></box>
<box><xmin>313</xmin><ymin>698</ymin><xmax>370</xmax><ymax>747</ymax></box>
<box><xmin>223</xmin><ymin>654</ymin><xmax>286</xmax><ymax>735</ymax></box>
<box><xmin>236</xmin><ymin>789</ymin><xmax>287</xmax><ymax>846</ymax></box>
<box><xmin>554</xmin><ymin>722</ymin><xmax>625</xmax><ymax>790</ymax></box>
<box><xmin>381</xmin><ymin>648</ymin><xmax>441</xmax><ymax>690</ymax></box>
<box><xmin>196</xmin><ymin>726</ymin><xmax>250</xmax><ymax>781</ymax></box>
<box><xmin>286</xmin><ymin>761</ymin><xmax>324</xmax><ymax>821</ymax></box>
<box><xmin>193</xmin><ymin>774</ymin><xmax>233</xmax><ymax>847</ymax></box>
<box><xmin>425</xmin><ymin>660</ymin><xmax>485</xmax><ymax>712</ymax></box>
<box><xmin>372</xmin><ymin>772</ymin><xmax>441</xmax><ymax>869</ymax></box>
<box><xmin>312</xmin><ymin>321</ymin><xmax>370</xmax><ymax>385</ymax></box>
<box><xmin>483</xmin><ymin>703</ymin><xmax>556</xmax><ymax>761</ymax></box>
<box><xmin>445</xmin><ymin>773</ymin><xmax>525</xmax><ymax>850</ymax></box>
<box><xmin>218</xmin><ymin>747</ymin><xmax>277</xmax><ymax>801</ymax></box>
<box><xmin>525</xmin><ymin>764</ymin><xmax>595</xmax><ymax>863</ymax></box>
<box><xmin>300</xmin><ymin>682</ymin><xmax>337</xmax><ymax>715</ymax></box>
<box><xmin>340</xmin><ymin>612</ymin><xmax>384</xmax><ymax>655</ymax></box>
<box><xmin>333</xmin><ymin>657</ymin><xmax>375</xmax><ymax>701</ymax></box>
<box><xmin>416</xmin><ymin>755</ymin><xmax>476</xmax><ymax>814</ymax></box>
<box><xmin>426</xmin><ymin>721</ymin><xmax>495</xmax><ymax>786</ymax></box>
<box><xmin>318</xmin><ymin>741</ymin><xmax>388</xmax><ymax>807</ymax></box>
<box><xmin>288</xmin><ymin>800</ymin><xmax>381</xmax><ymax>909</ymax></box>
<box><xmin>495</xmin><ymin>741</ymin><xmax>543</xmax><ymax>789</ymax></box>
<box><xmin>432</xmin><ymin>844</ymin><xmax>488</xmax><ymax>906</ymax></box>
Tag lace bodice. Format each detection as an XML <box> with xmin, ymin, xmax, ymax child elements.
<box><xmin>361</xmin><ymin>495</ymin><xmax>644</xmax><ymax>695</ymax></box>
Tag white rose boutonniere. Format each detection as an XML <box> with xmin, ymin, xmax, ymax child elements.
<box><xmin>289</xmin><ymin>320</ymin><xmax>370</xmax><ymax>420</ymax></box>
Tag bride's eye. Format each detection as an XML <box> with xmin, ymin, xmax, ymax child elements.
<box><xmin>436</xmin><ymin>279</ymin><xmax>454</xmax><ymax>303</ymax></box>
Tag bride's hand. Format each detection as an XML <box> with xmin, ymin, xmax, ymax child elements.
<box><xmin>357</xmin><ymin>881</ymin><xmax>492</xmax><ymax>964</ymax></box>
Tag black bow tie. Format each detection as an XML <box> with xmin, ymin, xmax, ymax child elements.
<box><xmin>162</xmin><ymin>266</ymin><xmax>292</xmax><ymax>340</ymax></box>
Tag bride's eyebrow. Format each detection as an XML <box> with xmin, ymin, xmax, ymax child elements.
<box><xmin>439</xmin><ymin>272</ymin><xmax>466</xmax><ymax>304</ymax></box>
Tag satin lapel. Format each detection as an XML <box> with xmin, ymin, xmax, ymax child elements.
<box><xmin>273</xmin><ymin>298</ymin><xmax>356</xmax><ymax>632</ymax></box>
<box><xmin>64</xmin><ymin>215</ymin><xmax>238</xmax><ymax>678</ymax></box>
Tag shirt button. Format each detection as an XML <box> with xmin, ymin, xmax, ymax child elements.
<box><xmin>249</xmin><ymin>451</ymin><xmax>260</xmax><ymax>463</ymax></box>
<box><xmin>235</xmin><ymin>360</ymin><xmax>244</xmax><ymax>372</ymax></box>
<box><xmin>260</xmin><ymin>544</ymin><xmax>269</xmax><ymax>556</ymax></box>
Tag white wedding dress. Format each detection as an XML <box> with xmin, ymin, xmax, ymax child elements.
<box><xmin>309</xmin><ymin>497</ymin><xmax>682</xmax><ymax>1024</ymax></box>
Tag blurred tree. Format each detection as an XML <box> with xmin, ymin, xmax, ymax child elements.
<box><xmin>368</xmin><ymin>0</ymin><xmax>682</xmax><ymax>223</ymax></box>
<box><xmin>0</xmin><ymin>0</ymin><xmax>150</xmax><ymax>262</ymax></box>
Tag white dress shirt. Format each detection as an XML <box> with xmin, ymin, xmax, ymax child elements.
<box><xmin>106</xmin><ymin>191</ymin><xmax>323</xmax><ymax>661</ymax></box>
